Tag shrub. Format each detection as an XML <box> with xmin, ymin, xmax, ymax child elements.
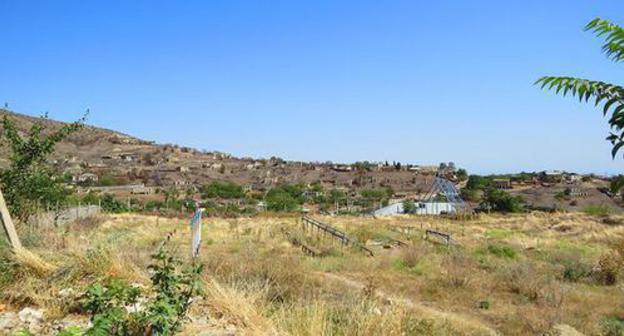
<box><xmin>552</xmin><ymin>252</ymin><xmax>593</xmax><ymax>282</ymax></box>
<box><xmin>265</xmin><ymin>189</ymin><xmax>299</xmax><ymax>212</ymax></box>
<box><xmin>480</xmin><ymin>188</ymin><xmax>524</xmax><ymax>213</ymax></box>
<box><xmin>402</xmin><ymin>199</ymin><xmax>416</xmax><ymax>214</ymax></box>
<box><xmin>80</xmin><ymin>242</ymin><xmax>203</xmax><ymax>335</ymax></box>
<box><xmin>601</xmin><ymin>316</ymin><xmax>624</xmax><ymax>336</ymax></box>
<box><xmin>99</xmin><ymin>194</ymin><xmax>131</xmax><ymax>213</ymax></box>
<box><xmin>499</xmin><ymin>262</ymin><xmax>543</xmax><ymax>302</ymax></box>
<box><xmin>583</xmin><ymin>204</ymin><xmax>613</xmax><ymax>216</ymax></box>
<box><xmin>487</xmin><ymin>244</ymin><xmax>517</xmax><ymax>259</ymax></box>
<box><xmin>593</xmin><ymin>253</ymin><xmax>622</xmax><ymax>286</ymax></box>
<box><xmin>201</xmin><ymin>181</ymin><xmax>244</xmax><ymax>199</ymax></box>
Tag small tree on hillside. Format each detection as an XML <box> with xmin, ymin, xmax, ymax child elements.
<box><xmin>0</xmin><ymin>113</ymin><xmax>85</xmax><ymax>221</ymax></box>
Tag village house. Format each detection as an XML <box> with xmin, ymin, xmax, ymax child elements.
<box><xmin>131</xmin><ymin>186</ymin><xmax>154</xmax><ymax>195</ymax></box>
<box><xmin>492</xmin><ymin>178</ymin><xmax>512</xmax><ymax>189</ymax></box>
<box><xmin>119</xmin><ymin>153</ymin><xmax>138</xmax><ymax>162</ymax></box>
<box><xmin>73</xmin><ymin>173</ymin><xmax>99</xmax><ymax>184</ymax></box>
<box><xmin>564</xmin><ymin>173</ymin><xmax>583</xmax><ymax>184</ymax></box>
<box><xmin>332</xmin><ymin>165</ymin><xmax>353</xmax><ymax>172</ymax></box>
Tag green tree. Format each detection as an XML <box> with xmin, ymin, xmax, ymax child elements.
<box><xmin>480</xmin><ymin>188</ymin><xmax>524</xmax><ymax>213</ymax></box>
<box><xmin>537</xmin><ymin>18</ymin><xmax>624</xmax><ymax>158</ymax></box>
<box><xmin>610</xmin><ymin>175</ymin><xmax>624</xmax><ymax>199</ymax></box>
<box><xmin>402</xmin><ymin>199</ymin><xmax>416</xmax><ymax>214</ymax></box>
<box><xmin>201</xmin><ymin>181</ymin><xmax>243</xmax><ymax>199</ymax></box>
<box><xmin>465</xmin><ymin>175</ymin><xmax>490</xmax><ymax>191</ymax></box>
<box><xmin>456</xmin><ymin>168</ymin><xmax>468</xmax><ymax>182</ymax></box>
<box><xmin>265</xmin><ymin>188</ymin><xmax>298</xmax><ymax>212</ymax></box>
<box><xmin>0</xmin><ymin>113</ymin><xmax>85</xmax><ymax>221</ymax></box>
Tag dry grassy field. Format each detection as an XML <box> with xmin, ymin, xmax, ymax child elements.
<box><xmin>2</xmin><ymin>211</ymin><xmax>624</xmax><ymax>335</ymax></box>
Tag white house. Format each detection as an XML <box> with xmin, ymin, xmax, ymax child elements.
<box><xmin>373</xmin><ymin>201</ymin><xmax>456</xmax><ymax>216</ymax></box>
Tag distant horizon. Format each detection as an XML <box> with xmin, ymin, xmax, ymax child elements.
<box><xmin>2</xmin><ymin>1</ymin><xmax>623</xmax><ymax>175</ymax></box>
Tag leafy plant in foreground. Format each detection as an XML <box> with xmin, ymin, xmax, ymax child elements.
<box><xmin>81</xmin><ymin>242</ymin><xmax>203</xmax><ymax>335</ymax></box>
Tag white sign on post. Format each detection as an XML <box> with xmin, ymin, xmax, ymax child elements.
<box><xmin>190</xmin><ymin>208</ymin><xmax>205</xmax><ymax>258</ymax></box>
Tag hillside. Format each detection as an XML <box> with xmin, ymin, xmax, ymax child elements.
<box><xmin>0</xmin><ymin>109</ymin><xmax>434</xmax><ymax>194</ymax></box>
<box><xmin>0</xmin><ymin>109</ymin><xmax>622</xmax><ymax>213</ymax></box>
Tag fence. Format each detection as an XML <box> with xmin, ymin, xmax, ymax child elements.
<box><xmin>32</xmin><ymin>204</ymin><xmax>101</xmax><ymax>227</ymax></box>
<box><xmin>301</xmin><ymin>216</ymin><xmax>374</xmax><ymax>257</ymax></box>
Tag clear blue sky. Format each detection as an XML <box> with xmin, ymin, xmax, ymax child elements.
<box><xmin>1</xmin><ymin>1</ymin><xmax>623</xmax><ymax>174</ymax></box>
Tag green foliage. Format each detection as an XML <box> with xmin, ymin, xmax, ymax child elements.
<box><xmin>610</xmin><ymin>175</ymin><xmax>624</xmax><ymax>197</ymax></box>
<box><xmin>265</xmin><ymin>187</ymin><xmax>300</xmax><ymax>212</ymax></box>
<box><xmin>360</xmin><ymin>188</ymin><xmax>392</xmax><ymax>200</ymax></box>
<box><xmin>97</xmin><ymin>174</ymin><xmax>124</xmax><ymax>187</ymax></box>
<box><xmin>583</xmin><ymin>204</ymin><xmax>613</xmax><ymax>216</ymax></box>
<box><xmin>537</xmin><ymin>18</ymin><xmax>624</xmax><ymax>158</ymax></box>
<box><xmin>99</xmin><ymin>194</ymin><xmax>131</xmax><ymax>213</ymax></box>
<box><xmin>486</xmin><ymin>244</ymin><xmax>517</xmax><ymax>259</ymax></box>
<box><xmin>402</xmin><ymin>199</ymin><xmax>416</xmax><ymax>214</ymax></box>
<box><xmin>465</xmin><ymin>175</ymin><xmax>490</xmax><ymax>191</ymax></box>
<box><xmin>82</xmin><ymin>243</ymin><xmax>203</xmax><ymax>335</ymax></box>
<box><xmin>480</xmin><ymin>188</ymin><xmax>524</xmax><ymax>213</ymax></box>
<box><xmin>263</xmin><ymin>184</ymin><xmax>307</xmax><ymax>212</ymax></box>
<box><xmin>601</xmin><ymin>316</ymin><xmax>624</xmax><ymax>336</ymax></box>
<box><xmin>327</xmin><ymin>189</ymin><xmax>347</xmax><ymax>204</ymax></box>
<box><xmin>201</xmin><ymin>181</ymin><xmax>244</xmax><ymax>199</ymax></box>
<box><xmin>455</xmin><ymin>168</ymin><xmax>468</xmax><ymax>181</ymax></box>
<box><xmin>57</xmin><ymin>326</ymin><xmax>85</xmax><ymax>336</ymax></box>
<box><xmin>460</xmin><ymin>188</ymin><xmax>480</xmax><ymax>202</ymax></box>
<box><xmin>0</xmin><ymin>113</ymin><xmax>85</xmax><ymax>221</ymax></box>
<box><xmin>562</xmin><ymin>258</ymin><xmax>592</xmax><ymax>282</ymax></box>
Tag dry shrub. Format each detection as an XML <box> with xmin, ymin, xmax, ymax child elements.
<box><xmin>69</xmin><ymin>215</ymin><xmax>106</xmax><ymax>234</ymax></box>
<box><xmin>396</xmin><ymin>242</ymin><xmax>430</xmax><ymax>270</ymax></box>
<box><xmin>441</xmin><ymin>252</ymin><xmax>474</xmax><ymax>289</ymax></box>
<box><xmin>593</xmin><ymin>253</ymin><xmax>621</xmax><ymax>286</ymax></box>
<box><xmin>362</xmin><ymin>274</ymin><xmax>377</xmax><ymax>299</ymax></box>
<box><xmin>593</xmin><ymin>236</ymin><xmax>624</xmax><ymax>286</ymax></box>
<box><xmin>549</xmin><ymin>250</ymin><xmax>593</xmax><ymax>282</ymax></box>
<box><xmin>12</xmin><ymin>248</ymin><xmax>55</xmax><ymax>276</ymax></box>
<box><xmin>274</xmin><ymin>296</ymin><xmax>457</xmax><ymax>336</ymax></box>
<box><xmin>499</xmin><ymin>261</ymin><xmax>565</xmax><ymax>308</ymax></box>
<box><xmin>204</xmin><ymin>245</ymin><xmax>315</xmax><ymax>303</ymax></box>
<box><xmin>203</xmin><ymin>278</ymin><xmax>277</xmax><ymax>335</ymax></box>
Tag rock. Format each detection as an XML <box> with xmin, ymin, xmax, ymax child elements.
<box><xmin>18</xmin><ymin>307</ymin><xmax>44</xmax><ymax>324</ymax></box>
<box><xmin>552</xmin><ymin>324</ymin><xmax>585</xmax><ymax>336</ymax></box>
<box><xmin>58</xmin><ymin>288</ymin><xmax>75</xmax><ymax>298</ymax></box>
<box><xmin>0</xmin><ymin>312</ymin><xmax>18</xmax><ymax>331</ymax></box>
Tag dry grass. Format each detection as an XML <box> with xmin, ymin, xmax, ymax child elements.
<box><xmin>1</xmin><ymin>211</ymin><xmax>624</xmax><ymax>335</ymax></box>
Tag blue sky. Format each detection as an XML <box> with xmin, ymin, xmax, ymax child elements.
<box><xmin>1</xmin><ymin>1</ymin><xmax>624</xmax><ymax>174</ymax></box>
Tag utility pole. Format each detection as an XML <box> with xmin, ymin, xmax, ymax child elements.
<box><xmin>0</xmin><ymin>187</ymin><xmax>22</xmax><ymax>249</ymax></box>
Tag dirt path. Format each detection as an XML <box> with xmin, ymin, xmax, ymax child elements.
<box><xmin>319</xmin><ymin>272</ymin><xmax>499</xmax><ymax>336</ymax></box>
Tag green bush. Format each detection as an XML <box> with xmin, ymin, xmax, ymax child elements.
<box><xmin>265</xmin><ymin>184</ymin><xmax>305</xmax><ymax>212</ymax></box>
<box><xmin>601</xmin><ymin>316</ymin><xmax>624</xmax><ymax>336</ymax></box>
<box><xmin>402</xmin><ymin>199</ymin><xmax>416</xmax><ymax>214</ymax></box>
<box><xmin>201</xmin><ymin>181</ymin><xmax>244</xmax><ymax>199</ymax></box>
<box><xmin>486</xmin><ymin>244</ymin><xmax>517</xmax><ymax>259</ymax></box>
<box><xmin>583</xmin><ymin>204</ymin><xmax>612</xmax><ymax>216</ymax></box>
<box><xmin>80</xmin><ymin>243</ymin><xmax>203</xmax><ymax>335</ymax></box>
<box><xmin>480</xmin><ymin>188</ymin><xmax>524</xmax><ymax>213</ymax></box>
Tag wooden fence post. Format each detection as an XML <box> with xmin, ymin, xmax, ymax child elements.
<box><xmin>0</xmin><ymin>187</ymin><xmax>22</xmax><ymax>249</ymax></box>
